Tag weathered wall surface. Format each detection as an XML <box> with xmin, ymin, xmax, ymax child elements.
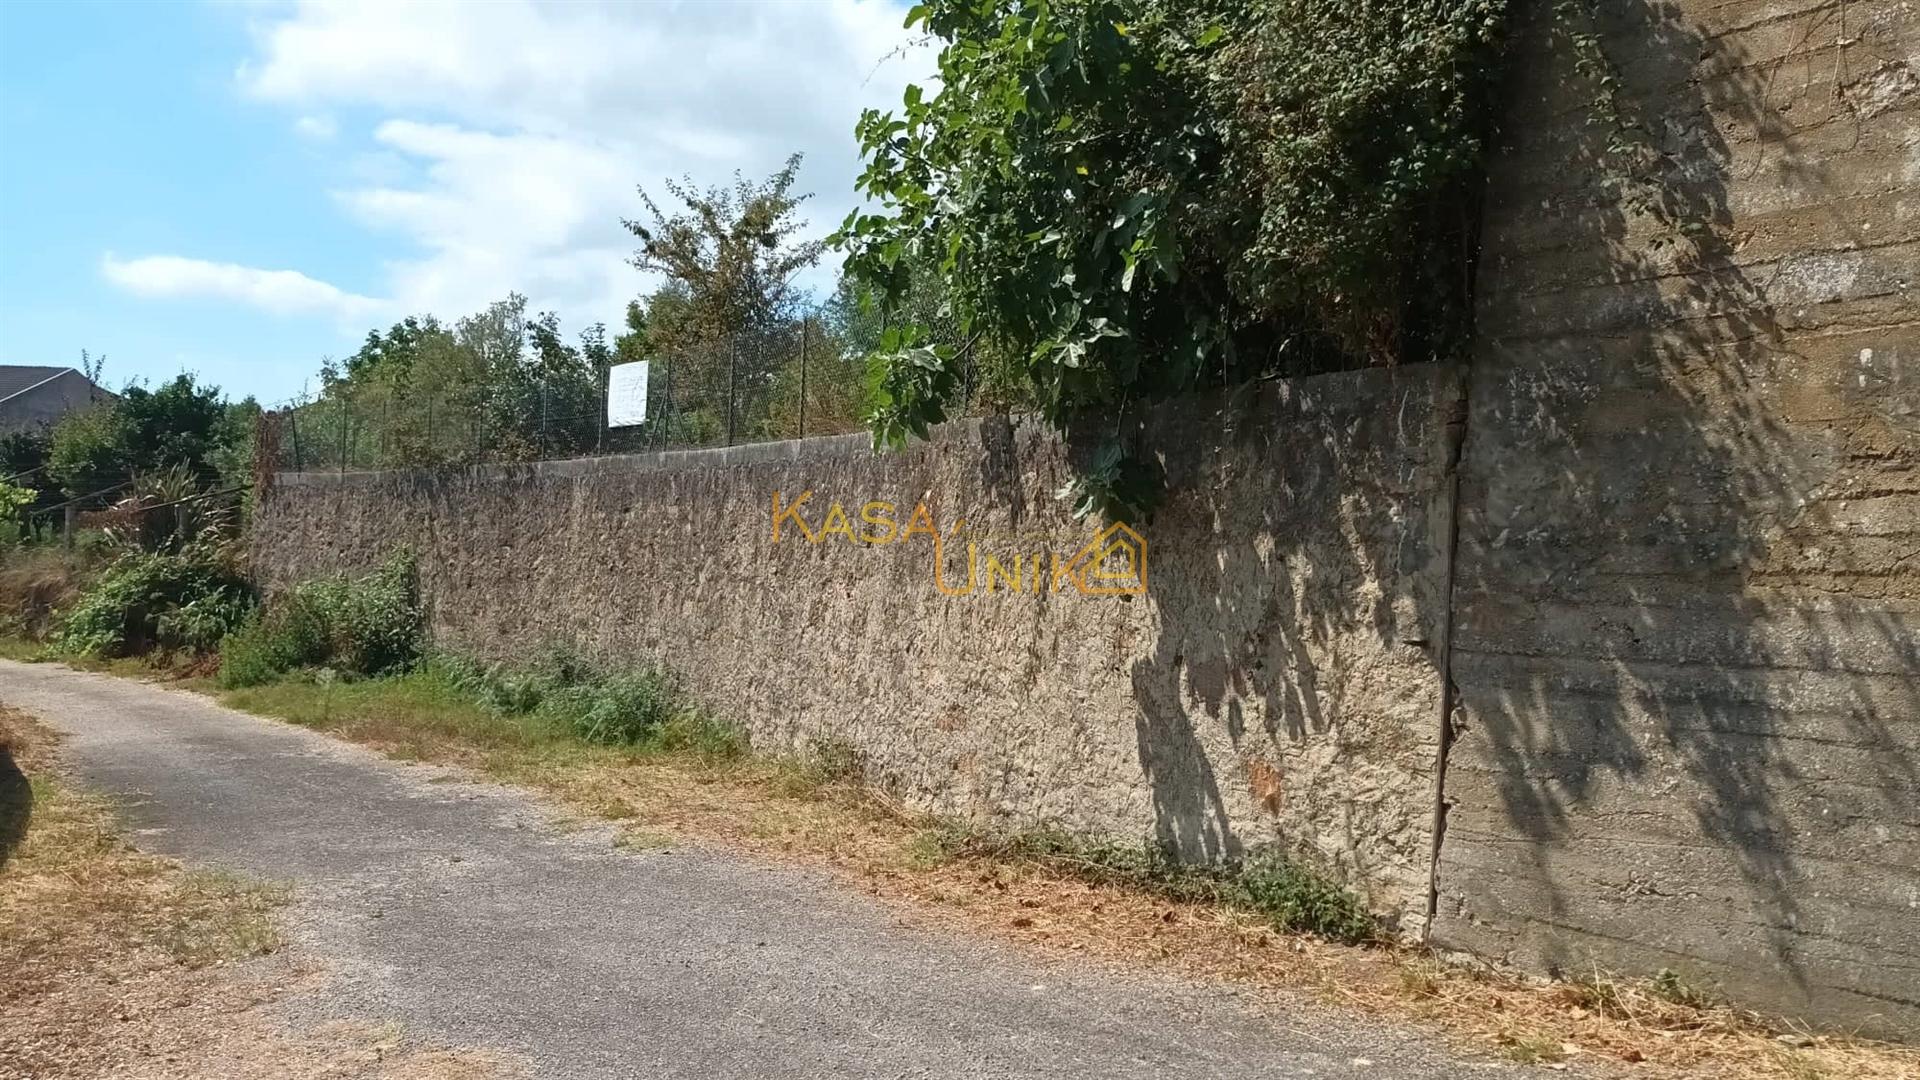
<box><xmin>1431</xmin><ymin>0</ymin><xmax>1920</xmax><ymax>1038</ymax></box>
<box><xmin>249</xmin><ymin>0</ymin><xmax>1920</xmax><ymax>1038</ymax></box>
<box><xmin>253</xmin><ymin>368</ymin><xmax>1457</xmax><ymax>933</ymax></box>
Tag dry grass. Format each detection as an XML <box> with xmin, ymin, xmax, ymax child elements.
<box><xmin>0</xmin><ymin>705</ymin><xmax>523</xmax><ymax>1080</ymax></box>
<box><xmin>0</xmin><ymin>546</ymin><xmax>94</xmax><ymax>641</ymax></box>
<box><xmin>525</xmin><ymin>758</ymin><xmax>1919</xmax><ymax>1080</ymax></box>
<box><xmin>204</xmin><ymin>677</ymin><xmax>1920</xmax><ymax>1080</ymax></box>
<box><xmin>0</xmin><ymin>709</ymin><xmax>287</xmax><ymax>997</ymax></box>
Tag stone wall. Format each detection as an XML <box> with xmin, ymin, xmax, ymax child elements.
<box><xmin>1429</xmin><ymin>0</ymin><xmax>1920</xmax><ymax>1039</ymax></box>
<box><xmin>252</xmin><ymin>367</ymin><xmax>1458</xmax><ymax>934</ymax></box>
<box><xmin>249</xmin><ymin>0</ymin><xmax>1920</xmax><ymax>1038</ymax></box>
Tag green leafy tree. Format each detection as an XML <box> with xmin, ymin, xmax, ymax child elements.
<box><xmin>344</xmin><ymin>316</ymin><xmax>439</xmax><ymax>383</ymax></box>
<box><xmin>304</xmin><ymin>295</ymin><xmax>621</xmax><ymax>467</ymax></box>
<box><xmin>48</xmin><ymin>374</ymin><xmax>241</xmax><ymax>499</ymax></box>
<box><xmin>624</xmin><ymin>154</ymin><xmax>828</xmax><ymax>439</ymax></box>
<box><xmin>612</xmin><ymin>300</ymin><xmax>651</xmax><ymax>366</ymax></box>
<box><xmin>46</xmin><ymin>404</ymin><xmax>126</xmax><ymax>499</ymax></box>
<box><xmin>0</xmin><ymin>480</ymin><xmax>35</xmax><ymax>543</ymax></box>
<box><xmin>838</xmin><ymin>0</ymin><xmax>1507</xmax><ymax>517</ymax></box>
<box><xmin>0</xmin><ymin>431</ymin><xmax>58</xmax><ymax>529</ymax></box>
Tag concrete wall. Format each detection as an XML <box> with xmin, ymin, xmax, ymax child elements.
<box><xmin>249</xmin><ymin>0</ymin><xmax>1920</xmax><ymax>1038</ymax></box>
<box><xmin>1430</xmin><ymin>0</ymin><xmax>1920</xmax><ymax>1039</ymax></box>
<box><xmin>252</xmin><ymin>368</ymin><xmax>1458</xmax><ymax>934</ymax></box>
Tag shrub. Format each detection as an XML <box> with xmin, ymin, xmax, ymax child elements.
<box><xmin>54</xmin><ymin>548</ymin><xmax>255</xmax><ymax>658</ymax></box>
<box><xmin>306</xmin><ymin>555</ymin><xmax>421</xmax><ymax>676</ymax></box>
<box><xmin>841</xmin><ymin>0</ymin><xmax>1511</xmax><ymax>517</ymax></box>
<box><xmin>215</xmin><ymin>552</ymin><xmax>421</xmax><ymax>687</ymax></box>
<box><xmin>215</xmin><ymin>609</ymin><xmax>315</xmax><ymax>689</ymax></box>
<box><xmin>155</xmin><ymin>587</ymin><xmax>258</xmax><ymax>654</ymax></box>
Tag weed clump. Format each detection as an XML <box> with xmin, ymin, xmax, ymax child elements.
<box><xmin>928</xmin><ymin>825</ymin><xmax>1377</xmax><ymax>944</ymax></box>
<box><xmin>217</xmin><ymin>552</ymin><xmax>421</xmax><ymax>687</ymax></box>
<box><xmin>431</xmin><ymin>643</ymin><xmax>741</xmax><ymax>756</ymax></box>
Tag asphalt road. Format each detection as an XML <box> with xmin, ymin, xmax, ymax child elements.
<box><xmin>0</xmin><ymin>659</ymin><xmax>1529</xmax><ymax>1079</ymax></box>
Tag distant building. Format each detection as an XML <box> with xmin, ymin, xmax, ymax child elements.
<box><xmin>0</xmin><ymin>365</ymin><xmax>117</xmax><ymax>436</ymax></box>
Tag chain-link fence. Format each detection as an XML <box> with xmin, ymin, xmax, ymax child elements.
<box><xmin>260</xmin><ymin>318</ymin><xmax>871</xmax><ymax>474</ymax></box>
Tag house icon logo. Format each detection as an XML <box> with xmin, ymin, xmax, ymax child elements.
<box><xmin>1063</xmin><ymin>521</ymin><xmax>1148</xmax><ymax>596</ymax></box>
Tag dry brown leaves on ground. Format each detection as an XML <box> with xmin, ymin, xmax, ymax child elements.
<box><xmin>0</xmin><ymin>706</ymin><xmax>521</xmax><ymax>1080</ymax></box>
<box><xmin>470</xmin><ymin>747</ymin><xmax>1919</xmax><ymax>1080</ymax></box>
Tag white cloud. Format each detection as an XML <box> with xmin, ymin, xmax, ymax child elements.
<box><xmin>101</xmin><ymin>253</ymin><xmax>383</xmax><ymax>321</ymax></box>
<box><xmin>292</xmin><ymin>114</ymin><xmax>337</xmax><ymax>140</ymax></box>
<box><xmin>224</xmin><ymin>0</ymin><xmax>935</xmax><ymax>330</ymax></box>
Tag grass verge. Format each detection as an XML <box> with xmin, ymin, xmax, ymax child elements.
<box><xmin>0</xmin><ymin>703</ymin><xmax>523</xmax><ymax>1079</ymax></box>
<box><xmin>198</xmin><ymin>665</ymin><xmax>1920</xmax><ymax>1080</ymax></box>
<box><xmin>0</xmin><ymin>707</ymin><xmax>285</xmax><ymax>984</ymax></box>
<box><xmin>0</xmin><ymin>706</ymin><xmax>284</xmax><ymax>1075</ymax></box>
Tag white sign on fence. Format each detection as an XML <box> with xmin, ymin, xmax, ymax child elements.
<box><xmin>606</xmin><ymin>360</ymin><xmax>649</xmax><ymax>428</ymax></box>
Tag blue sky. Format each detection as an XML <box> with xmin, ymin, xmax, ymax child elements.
<box><xmin>0</xmin><ymin>0</ymin><xmax>928</xmax><ymax>405</ymax></box>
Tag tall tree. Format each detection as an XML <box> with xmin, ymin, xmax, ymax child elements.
<box><xmin>625</xmin><ymin>153</ymin><xmax>826</xmax><ymax>347</ymax></box>
<box><xmin>623</xmin><ymin>154</ymin><xmax>827</xmax><ymax>440</ymax></box>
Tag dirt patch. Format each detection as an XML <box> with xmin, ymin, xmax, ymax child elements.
<box><xmin>0</xmin><ymin>706</ymin><xmax>524</xmax><ymax>1080</ymax></box>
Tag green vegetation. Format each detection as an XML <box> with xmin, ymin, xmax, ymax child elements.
<box><xmin>1</xmin><ymin>364</ymin><xmax>257</xmax><ymax>559</ymax></box>
<box><xmin>216</xmin><ymin>553</ymin><xmax>423</xmax><ymax>687</ymax></box>
<box><xmin>52</xmin><ymin>546</ymin><xmax>254</xmax><ymax>659</ymax></box>
<box><xmin>430</xmin><ymin>646</ymin><xmax>742</xmax><ymax>754</ymax></box>
<box><xmin>0</xmin><ymin>481</ymin><xmax>34</xmax><ymax>544</ymax></box>
<box><xmin>299</xmin><ymin>158</ymin><xmax>879</xmax><ymax>469</ymax></box>
<box><xmin>208</xmin><ymin>553</ymin><xmax>732</xmax><ymax>756</ymax></box>
<box><xmin>47</xmin><ymin>373</ymin><xmax>257</xmax><ymax>500</ymax></box>
<box><xmin>921</xmin><ymin>823</ymin><xmax>1377</xmax><ymax>944</ymax></box>
<box><xmin>292</xmin><ymin>294</ymin><xmax>615</xmax><ymax>469</ymax></box>
<box><xmin>839</xmin><ymin>0</ymin><xmax>1510</xmax><ymax>517</ymax></box>
<box><xmin>219</xmin><ymin>648</ymin><xmax>742</xmax><ymax>763</ymax></box>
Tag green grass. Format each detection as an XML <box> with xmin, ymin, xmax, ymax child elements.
<box><xmin>0</xmin><ymin>635</ymin><xmax>48</xmax><ymax>661</ymax></box>
<box><xmin>222</xmin><ymin>662</ymin><xmax>1375</xmax><ymax>943</ymax></box>
<box><xmin>217</xmin><ymin>656</ymin><xmax>746</xmax><ymax>767</ymax></box>
<box><xmin>1499</xmin><ymin>1033</ymin><xmax>1568</xmax><ymax>1065</ymax></box>
<box><xmin>222</xmin><ymin>665</ymin><xmax>570</xmax><ymax>747</ymax></box>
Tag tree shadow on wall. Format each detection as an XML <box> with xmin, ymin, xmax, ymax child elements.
<box><xmin>1116</xmin><ymin>372</ymin><xmax>1447</xmax><ymax>913</ymax></box>
<box><xmin>1447</xmin><ymin>0</ymin><xmax>1918</xmax><ymax>1015</ymax></box>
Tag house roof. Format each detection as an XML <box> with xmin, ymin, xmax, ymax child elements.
<box><xmin>0</xmin><ymin>365</ymin><xmax>80</xmax><ymax>404</ymax></box>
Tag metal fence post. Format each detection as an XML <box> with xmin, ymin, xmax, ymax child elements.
<box><xmin>289</xmin><ymin>411</ymin><xmax>302</xmax><ymax>471</ymax></box>
<box><xmin>799</xmin><ymin>317</ymin><xmax>808</xmax><ymax>439</ymax></box>
<box><xmin>726</xmin><ymin>334</ymin><xmax>737</xmax><ymax>447</ymax></box>
<box><xmin>339</xmin><ymin>395</ymin><xmax>349</xmax><ymax>474</ymax></box>
<box><xmin>662</xmin><ymin>352</ymin><xmax>673</xmax><ymax>450</ymax></box>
